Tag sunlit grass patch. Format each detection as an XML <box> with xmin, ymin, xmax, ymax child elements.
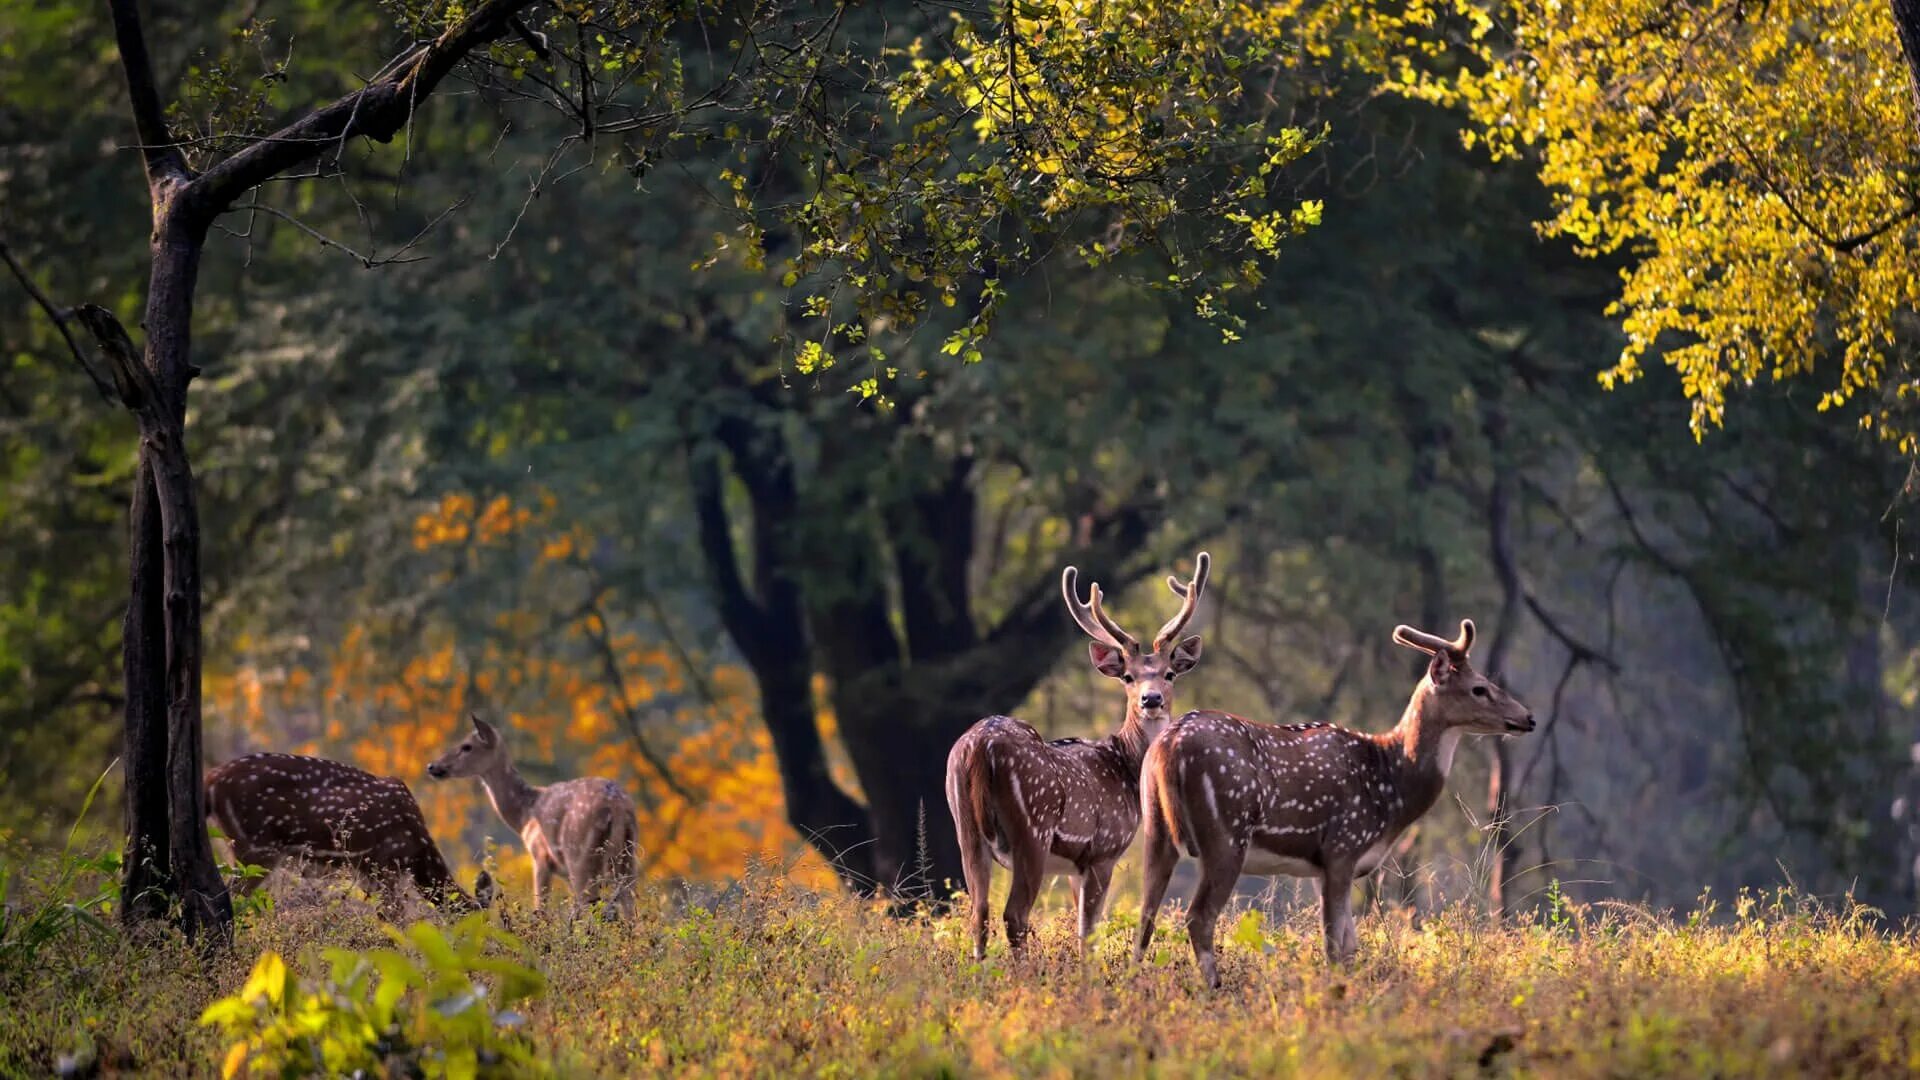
<box><xmin>3</xmin><ymin>847</ymin><xmax>1919</xmax><ymax>1077</ymax></box>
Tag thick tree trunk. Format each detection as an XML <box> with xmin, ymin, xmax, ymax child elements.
<box><xmin>687</xmin><ymin>435</ymin><xmax>878</xmax><ymax>889</ymax></box>
<box><xmin>755</xmin><ymin>650</ymin><xmax>879</xmax><ymax>890</ymax></box>
<box><xmin>830</xmin><ymin>692</ymin><xmax>973</xmax><ymax>902</ymax></box>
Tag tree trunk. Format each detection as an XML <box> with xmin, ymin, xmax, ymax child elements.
<box><xmin>1893</xmin><ymin>0</ymin><xmax>1920</xmax><ymax>122</ymax></box>
<box><xmin>830</xmin><ymin>692</ymin><xmax>973</xmax><ymax>902</ymax></box>
<box><xmin>1480</xmin><ymin>384</ymin><xmax>1522</xmax><ymax>919</ymax></box>
<box><xmin>755</xmin><ymin>646</ymin><xmax>879</xmax><ymax>890</ymax></box>
<box><xmin>94</xmin><ymin>0</ymin><xmax>537</xmax><ymax>941</ymax></box>
<box><xmin>120</xmin><ymin>459</ymin><xmax>171</xmax><ymax>923</ymax></box>
<box><xmin>78</xmin><ymin>219</ymin><xmax>231</xmax><ymax>941</ymax></box>
<box><xmin>687</xmin><ymin>434</ymin><xmax>878</xmax><ymax>889</ymax></box>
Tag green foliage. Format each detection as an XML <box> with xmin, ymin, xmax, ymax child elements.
<box><xmin>199</xmin><ymin>915</ymin><xmax>549</xmax><ymax>1079</ymax></box>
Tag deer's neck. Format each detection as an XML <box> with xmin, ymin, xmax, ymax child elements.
<box><xmin>1102</xmin><ymin>708</ymin><xmax>1152</xmax><ymax>777</ymax></box>
<box><xmin>1378</xmin><ymin>683</ymin><xmax>1460</xmax><ymax>823</ymax></box>
<box><xmin>478</xmin><ymin>759</ymin><xmax>543</xmax><ymax>833</ymax></box>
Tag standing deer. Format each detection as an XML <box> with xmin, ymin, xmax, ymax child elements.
<box><xmin>946</xmin><ymin>552</ymin><xmax>1211</xmax><ymax>959</ymax></box>
<box><xmin>204</xmin><ymin>752</ymin><xmax>494</xmax><ymax>914</ymax></box>
<box><xmin>1136</xmin><ymin>618</ymin><xmax>1533</xmax><ymax>986</ymax></box>
<box><xmin>427</xmin><ymin>714</ymin><xmax>639</xmax><ymax>920</ymax></box>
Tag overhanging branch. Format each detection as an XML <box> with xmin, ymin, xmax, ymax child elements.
<box><xmin>184</xmin><ymin>0</ymin><xmax>541</xmax><ymax>222</ymax></box>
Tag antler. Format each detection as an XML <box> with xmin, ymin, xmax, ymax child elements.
<box><xmin>1062</xmin><ymin>566</ymin><xmax>1139</xmax><ymax>652</ymax></box>
<box><xmin>1153</xmin><ymin>551</ymin><xmax>1211</xmax><ymax>652</ymax></box>
<box><xmin>1391</xmin><ymin>618</ymin><xmax>1476</xmax><ymax>656</ymax></box>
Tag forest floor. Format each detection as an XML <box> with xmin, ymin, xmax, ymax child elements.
<box><xmin>4</xmin><ymin>853</ymin><xmax>1920</xmax><ymax>1078</ymax></box>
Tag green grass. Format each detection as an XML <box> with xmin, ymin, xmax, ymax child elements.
<box><xmin>4</xmin><ymin>852</ymin><xmax>1920</xmax><ymax>1077</ymax></box>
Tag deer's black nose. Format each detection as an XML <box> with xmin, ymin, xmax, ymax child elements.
<box><xmin>1140</xmin><ymin>691</ymin><xmax>1164</xmax><ymax>710</ymax></box>
<box><xmin>427</xmin><ymin>763</ymin><xmax>447</xmax><ymax>778</ymax></box>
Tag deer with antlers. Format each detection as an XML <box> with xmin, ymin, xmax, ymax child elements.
<box><xmin>1135</xmin><ymin>619</ymin><xmax>1533</xmax><ymax>986</ymax></box>
<box><xmin>945</xmin><ymin>552</ymin><xmax>1211</xmax><ymax>959</ymax></box>
<box><xmin>205</xmin><ymin>752</ymin><xmax>494</xmax><ymax>914</ymax></box>
<box><xmin>427</xmin><ymin>714</ymin><xmax>639</xmax><ymax>920</ymax></box>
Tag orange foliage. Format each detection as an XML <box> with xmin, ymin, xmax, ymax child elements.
<box><xmin>209</xmin><ymin>492</ymin><xmax>849</xmax><ymax>891</ymax></box>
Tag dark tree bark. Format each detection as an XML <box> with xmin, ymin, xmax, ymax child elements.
<box><xmin>688</xmin><ymin>370</ymin><xmax>1161</xmax><ymax>901</ymax></box>
<box><xmin>93</xmin><ymin>0</ymin><xmax>540</xmax><ymax>940</ymax></box>
<box><xmin>1893</xmin><ymin>0</ymin><xmax>1920</xmax><ymax>121</ymax></box>
<box><xmin>1480</xmin><ymin>390</ymin><xmax>1522</xmax><ymax>919</ymax></box>
<box><xmin>689</xmin><ymin>435</ymin><xmax>880</xmax><ymax>890</ymax></box>
<box><xmin>119</xmin><ymin>460</ymin><xmax>171</xmax><ymax>923</ymax></box>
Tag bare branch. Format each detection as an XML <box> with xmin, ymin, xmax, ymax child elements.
<box><xmin>0</xmin><ymin>237</ymin><xmax>118</xmax><ymax>403</ymax></box>
<box><xmin>185</xmin><ymin>0</ymin><xmax>540</xmax><ymax>221</ymax></box>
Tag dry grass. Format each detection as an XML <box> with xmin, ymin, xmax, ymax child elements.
<box><xmin>4</xmin><ymin>855</ymin><xmax>1920</xmax><ymax>1077</ymax></box>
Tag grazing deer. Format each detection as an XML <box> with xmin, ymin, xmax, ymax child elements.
<box><xmin>427</xmin><ymin>714</ymin><xmax>639</xmax><ymax>920</ymax></box>
<box><xmin>204</xmin><ymin>752</ymin><xmax>494</xmax><ymax>914</ymax></box>
<box><xmin>1136</xmin><ymin>619</ymin><xmax>1533</xmax><ymax>986</ymax></box>
<box><xmin>946</xmin><ymin>552</ymin><xmax>1211</xmax><ymax>959</ymax></box>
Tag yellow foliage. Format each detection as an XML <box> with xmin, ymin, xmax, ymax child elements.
<box><xmin>1396</xmin><ymin>0</ymin><xmax>1920</xmax><ymax>445</ymax></box>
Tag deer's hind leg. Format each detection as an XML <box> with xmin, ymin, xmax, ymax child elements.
<box><xmin>1186</xmin><ymin>840</ymin><xmax>1247</xmax><ymax>990</ymax></box>
<box><xmin>1134</xmin><ymin>806</ymin><xmax>1180</xmax><ymax>962</ymax></box>
<box><xmin>946</xmin><ymin>757</ymin><xmax>996</xmax><ymax>960</ymax></box>
<box><xmin>1002</xmin><ymin>836</ymin><xmax>1049</xmax><ymax>954</ymax></box>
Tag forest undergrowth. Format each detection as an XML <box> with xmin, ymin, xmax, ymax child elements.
<box><xmin>3</xmin><ymin>842</ymin><xmax>1918</xmax><ymax>1078</ymax></box>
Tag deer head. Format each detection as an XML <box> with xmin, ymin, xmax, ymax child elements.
<box><xmin>1392</xmin><ymin>619</ymin><xmax>1534</xmax><ymax>735</ymax></box>
<box><xmin>427</xmin><ymin>714</ymin><xmax>508</xmax><ymax>779</ymax></box>
<box><xmin>1062</xmin><ymin>551</ymin><xmax>1209</xmax><ymax>745</ymax></box>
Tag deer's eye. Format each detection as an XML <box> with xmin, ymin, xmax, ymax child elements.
<box><xmin>1121</xmin><ymin>674</ymin><xmax>1134</xmax><ymax>683</ymax></box>
<box><xmin>1471</xmin><ymin>686</ymin><xmax>1489</xmax><ymax>698</ymax></box>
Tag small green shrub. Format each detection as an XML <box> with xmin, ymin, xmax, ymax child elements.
<box><xmin>199</xmin><ymin>913</ymin><xmax>549</xmax><ymax>1079</ymax></box>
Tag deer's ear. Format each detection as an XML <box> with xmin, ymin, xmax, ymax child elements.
<box><xmin>1089</xmin><ymin>641</ymin><xmax>1129</xmax><ymax>678</ymax></box>
<box><xmin>471</xmin><ymin>714</ymin><xmax>499</xmax><ymax>745</ymax></box>
<box><xmin>1428</xmin><ymin>649</ymin><xmax>1459</xmax><ymax>686</ymax></box>
<box><xmin>1169</xmin><ymin>635</ymin><xmax>1203</xmax><ymax>676</ymax></box>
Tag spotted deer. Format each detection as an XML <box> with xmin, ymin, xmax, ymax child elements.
<box><xmin>945</xmin><ymin>552</ymin><xmax>1211</xmax><ymax>959</ymax></box>
<box><xmin>427</xmin><ymin>714</ymin><xmax>639</xmax><ymax>920</ymax></box>
<box><xmin>1136</xmin><ymin>619</ymin><xmax>1533</xmax><ymax>986</ymax></box>
<box><xmin>204</xmin><ymin>752</ymin><xmax>494</xmax><ymax>914</ymax></box>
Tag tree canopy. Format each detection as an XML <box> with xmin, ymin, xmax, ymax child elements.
<box><xmin>1410</xmin><ymin>0</ymin><xmax>1920</xmax><ymax>446</ymax></box>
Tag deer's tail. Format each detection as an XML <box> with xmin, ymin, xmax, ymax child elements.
<box><xmin>945</xmin><ymin>732</ymin><xmax>996</xmax><ymax>854</ymax></box>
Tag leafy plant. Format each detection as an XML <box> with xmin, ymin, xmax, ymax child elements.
<box><xmin>199</xmin><ymin>914</ymin><xmax>550</xmax><ymax>1078</ymax></box>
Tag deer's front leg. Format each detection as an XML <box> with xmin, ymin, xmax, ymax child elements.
<box><xmin>1075</xmin><ymin>862</ymin><xmax>1114</xmax><ymax>947</ymax></box>
<box><xmin>1320</xmin><ymin>861</ymin><xmax>1359</xmax><ymax>965</ymax></box>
